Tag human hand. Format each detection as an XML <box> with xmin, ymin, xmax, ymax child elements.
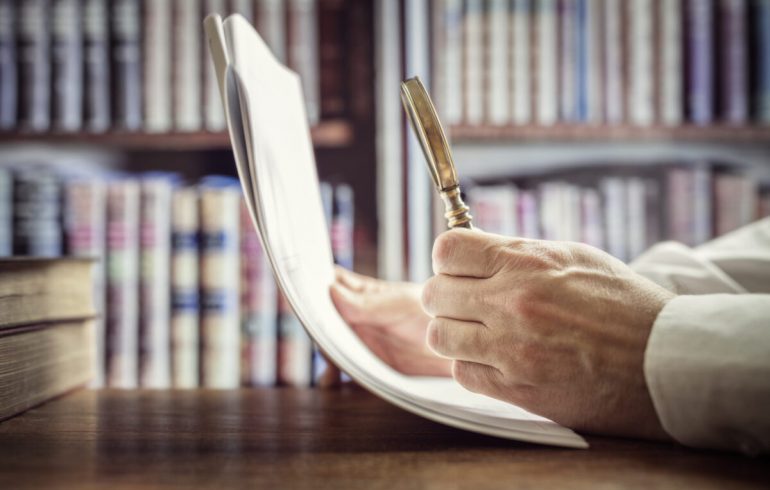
<box><xmin>325</xmin><ymin>267</ymin><xmax>452</xmax><ymax>385</ymax></box>
<box><xmin>422</xmin><ymin>229</ymin><xmax>675</xmax><ymax>440</ymax></box>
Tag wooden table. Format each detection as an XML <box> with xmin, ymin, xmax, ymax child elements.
<box><xmin>0</xmin><ymin>388</ymin><xmax>767</xmax><ymax>489</ymax></box>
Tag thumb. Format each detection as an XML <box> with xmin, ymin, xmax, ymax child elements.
<box><xmin>330</xmin><ymin>282</ymin><xmax>366</xmax><ymax>324</ymax></box>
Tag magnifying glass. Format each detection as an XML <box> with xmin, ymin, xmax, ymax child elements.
<box><xmin>400</xmin><ymin>77</ymin><xmax>473</xmax><ymax>230</ymax></box>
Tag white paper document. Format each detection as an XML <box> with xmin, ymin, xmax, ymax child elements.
<box><xmin>203</xmin><ymin>14</ymin><xmax>588</xmax><ymax>449</ymax></box>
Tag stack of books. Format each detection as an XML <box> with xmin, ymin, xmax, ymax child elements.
<box><xmin>0</xmin><ymin>166</ymin><xmax>356</xmax><ymax>389</ymax></box>
<box><xmin>468</xmin><ymin>161</ymin><xmax>770</xmax><ymax>262</ymax></box>
<box><xmin>0</xmin><ymin>258</ymin><xmax>95</xmax><ymax>421</ymax></box>
<box><xmin>432</xmin><ymin>0</ymin><xmax>770</xmax><ymax>127</ymax></box>
<box><xmin>0</xmin><ymin>0</ymin><xmax>324</xmax><ymax>133</ymax></box>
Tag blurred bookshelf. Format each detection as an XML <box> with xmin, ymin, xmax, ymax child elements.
<box><xmin>449</xmin><ymin>124</ymin><xmax>770</xmax><ymax>144</ymax></box>
<box><xmin>0</xmin><ymin>121</ymin><xmax>355</xmax><ymax>150</ymax></box>
<box><xmin>0</xmin><ymin>0</ymin><xmax>378</xmax><ymax>393</ymax></box>
<box><xmin>384</xmin><ymin>0</ymin><xmax>770</xmax><ymax>282</ymax></box>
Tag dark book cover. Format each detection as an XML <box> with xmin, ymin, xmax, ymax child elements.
<box><xmin>16</xmin><ymin>0</ymin><xmax>51</xmax><ymax>132</ymax></box>
<box><xmin>719</xmin><ymin>0</ymin><xmax>748</xmax><ymax>124</ymax></box>
<box><xmin>0</xmin><ymin>0</ymin><xmax>16</xmax><ymax>129</ymax></box>
<box><xmin>12</xmin><ymin>168</ymin><xmax>62</xmax><ymax>257</ymax></box>
<box><xmin>756</xmin><ymin>0</ymin><xmax>770</xmax><ymax>123</ymax></box>
<box><xmin>110</xmin><ymin>0</ymin><xmax>142</xmax><ymax>131</ymax></box>
<box><xmin>51</xmin><ymin>0</ymin><xmax>84</xmax><ymax>131</ymax></box>
<box><xmin>318</xmin><ymin>0</ymin><xmax>347</xmax><ymax>119</ymax></box>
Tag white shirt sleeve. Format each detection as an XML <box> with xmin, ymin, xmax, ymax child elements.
<box><xmin>644</xmin><ymin>294</ymin><xmax>770</xmax><ymax>455</ymax></box>
<box><xmin>630</xmin><ymin>218</ymin><xmax>770</xmax><ymax>454</ymax></box>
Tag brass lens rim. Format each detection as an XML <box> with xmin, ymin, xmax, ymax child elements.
<box><xmin>399</xmin><ymin>77</ymin><xmax>459</xmax><ymax>192</ymax></box>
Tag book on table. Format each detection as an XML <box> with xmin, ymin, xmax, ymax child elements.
<box><xmin>0</xmin><ymin>258</ymin><xmax>95</xmax><ymax>421</ymax></box>
<box><xmin>204</xmin><ymin>13</ymin><xmax>587</xmax><ymax>449</ymax></box>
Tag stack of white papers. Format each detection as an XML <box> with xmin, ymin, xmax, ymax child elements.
<box><xmin>203</xmin><ymin>13</ymin><xmax>587</xmax><ymax>449</ymax></box>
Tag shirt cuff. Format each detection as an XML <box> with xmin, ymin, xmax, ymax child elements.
<box><xmin>644</xmin><ymin>294</ymin><xmax>770</xmax><ymax>455</ymax></box>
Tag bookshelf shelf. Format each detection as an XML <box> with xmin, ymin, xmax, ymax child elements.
<box><xmin>0</xmin><ymin>120</ymin><xmax>355</xmax><ymax>151</ymax></box>
<box><xmin>449</xmin><ymin>124</ymin><xmax>770</xmax><ymax>144</ymax></box>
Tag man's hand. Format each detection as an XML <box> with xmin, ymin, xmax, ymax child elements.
<box><xmin>422</xmin><ymin>228</ymin><xmax>675</xmax><ymax>440</ymax></box>
<box><xmin>326</xmin><ymin>267</ymin><xmax>451</xmax><ymax>384</ymax></box>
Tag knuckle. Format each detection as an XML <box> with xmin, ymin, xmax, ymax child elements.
<box><xmin>452</xmin><ymin>361</ymin><xmax>477</xmax><ymax>391</ymax></box>
<box><xmin>432</xmin><ymin>231</ymin><xmax>458</xmax><ymax>270</ymax></box>
<box><xmin>421</xmin><ymin>277</ymin><xmax>438</xmax><ymax>312</ymax></box>
<box><xmin>426</xmin><ymin>318</ymin><xmax>446</xmax><ymax>354</ymax></box>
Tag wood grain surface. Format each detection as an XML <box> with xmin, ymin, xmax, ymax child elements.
<box><xmin>0</xmin><ymin>388</ymin><xmax>767</xmax><ymax>489</ymax></box>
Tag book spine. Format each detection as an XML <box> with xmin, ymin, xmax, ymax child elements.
<box><xmin>111</xmin><ymin>0</ymin><xmax>142</xmax><ymax>131</ymax></box>
<box><xmin>106</xmin><ymin>180</ymin><xmax>140</xmax><ymax>388</ymax></box>
<box><xmin>240</xmin><ymin>199</ymin><xmax>278</xmax><ymax>386</ymax></box>
<box><xmin>559</xmin><ymin>0</ymin><xmax>578</xmax><ymax>121</ymax></box>
<box><xmin>0</xmin><ymin>168</ymin><xmax>11</xmax><ymax>256</ymax></box>
<box><xmin>288</xmin><ymin>0</ymin><xmax>320</xmax><ymax>125</ymax></box>
<box><xmin>575</xmin><ymin>0</ymin><xmax>587</xmax><ymax>122</ymax></box>
<box><xmin>603</xmin><ymin>0</ymin><xmax>624</xmax><ymax>123</ymax></box>
<box><xmin>199</xmin><ymin>185</ymin><xmax>241</xmax><ymax>388</ymax></box>
<box><xmin>51</xmin><ymin>0</ymin><xmax>83</xmax><ymax>132</ymax></box>
<box><xmin>229</xmin><ymin>0</ymin><xmax>253</xmax><ymax>21</ymax></box>
<box><xmin>714</xmin><ymin>173</ymin><xmax>740</xmax><ymax>235</ymax></box>
<box><xmin>575</xmin><ymin>0</ymin><xmax>601</xmax><ymax>123</ymax></box>
<box><xmin>518</xmin><ymin>189</ymin><xmax>540</xmax><ymax>238</ymax></box>
<box><xmin>432</xmin><ymin>0</ymin><xmax>447</xmax><ymax>121</ymax></box>
<box><xmin>63</xmin><ymin>179</ymin><xmax>107</xmax><ymax>387</ymax></box>
<box><xmin>171</xmin><ymin>187</ymin><xmax>200</xmax><ymax>388</ymax></box>
<box><xmin>139</xmin><ymin>177</ymin><xmax>173</xmax><ymax>388</ymax></box>
<box><xmin>173</xmin><ymin>0</ymin><xmax>202</xmax><ymax>132</ymax></box>
<box><xmin>600</xmin><ymin>177</ymin><xmax>627</xmax><ymax>261</ymax></box>
<box><xmin>203</xmin><ymin>0</ymin><xmax>227</xmax><ymax>131</ymax></box>
<box><xmin>13</xmin><ymin>169</ymin><xmax>62</xmax><ymax>257</ymax></box>
<box><xmin>686</xmin><ymin>0</ymin><xmax>715</xmax><ymax>125</ymax></box>
<box><xmin>659</xmin><ymin>0</ymin><xmax>683</xmax><ymax>126</ymax></box>
<box><xmin>719</xmin><ymin>0</ymin><xmax>748</xmax><ymax>124</ymax></box>
<box><xmin>0</xmin><ymin>0</ymin><xmax>16</xmax><ymax>129</ymax></box>
<box><xmin>83</xmin><ymin>0</ymin><xmax>111</xmax><ymax>132</ymax></box>
<box><xmin>331</xmin><ymin>183</ymin><xmax>355</xmax><ymax>269</ymax></box>
<box><xmin>512</xmin><ymin>0</ymin><xmax>531</xmax><ymax>124</ymax></box>
<box><xmin>17</xmin><ymin>0</ymin><xmax>51</xmax><ymax>132</ymax></box>
<box><xmin>538</xmin><ymin>182</ymin><xmax>559</xmax><ymax>240</ymax></box>
<box><xmin>256</xmin><ymin>0</ymin><xmax>286</xmax><ymax>62</ymax></box>
<box><xmin>759</xmin><ymin>0</ymin><xmax>770</xmax><ymax>123</ymax></box>
<box><xmin>318</xmin><ymin>0</ymin><xmax>346</xmax><ymax>119</ymax></box>
<box><xmin>583</xmin><ymin>0</ymin><xmax>601</xmax><ymax>123</ymax></box>
<box><xmin>692</xmin><ymin>163</ymin><xmax>712</xmax><ymax>244</ymax></box>
<box><xmin>760</xmin><ymin>189</ymin><xmax>770</xmax><ymax>218</ymax></box>
<box><xmin>442</xmin><ymin>0</ymin><xmax>464</xmax><ymax>125</ymax></box>
<box><xmin>487</xmin><ymin>0</ymin><xmax>510</xmax><ymax>125</ymax></box>
<box><xmin>143</xmin><ymin>0</ymin><xmax>173</xmax><ymax>133</ymax></box>
<box><xmin>464</xmin><ymin>0</ymin><xmax>485</xmax><ymax>124</ymax></box>
<box><xmin>625</xmin><ymin>177</ymin><xmax>647</xmax><ymax>260</ymax></box>
<box><xmin>580</xmin><ymin>187</ymin><xmax>604</xmax><ymax>249</ymax></box>
<box><xmin>643</xmin><ymin>178</ymin><xmax>661</xmax><ymax>250</ymax></box>
<box><xmin>564</xmin><ymin>183</ymin><xmax>582</xmax><ymax>241</ymax></box>
<box><xmin>535</xmin><ymin>0</ymin><xmax>558</xmax><ymax>125</ymax></box>
<box><xmin>629</xmin><ymin>0</ymin><xmax>654</xmax><ymax>126</ymax></box>
<box><xmin>666</xmin><ymin>167</ymin><xmax>695</xmax><ymax>245</ymax></box>
<box><xmin>739</xmin><ymin>176</ymin><xmax>758</xmax><ymax>226</ymax></box>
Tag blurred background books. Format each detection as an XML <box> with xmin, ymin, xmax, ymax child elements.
<box><xmin>0</xmin><ymin>0</ymin><xmax>769</xmax><ymax>390</ymax></box>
